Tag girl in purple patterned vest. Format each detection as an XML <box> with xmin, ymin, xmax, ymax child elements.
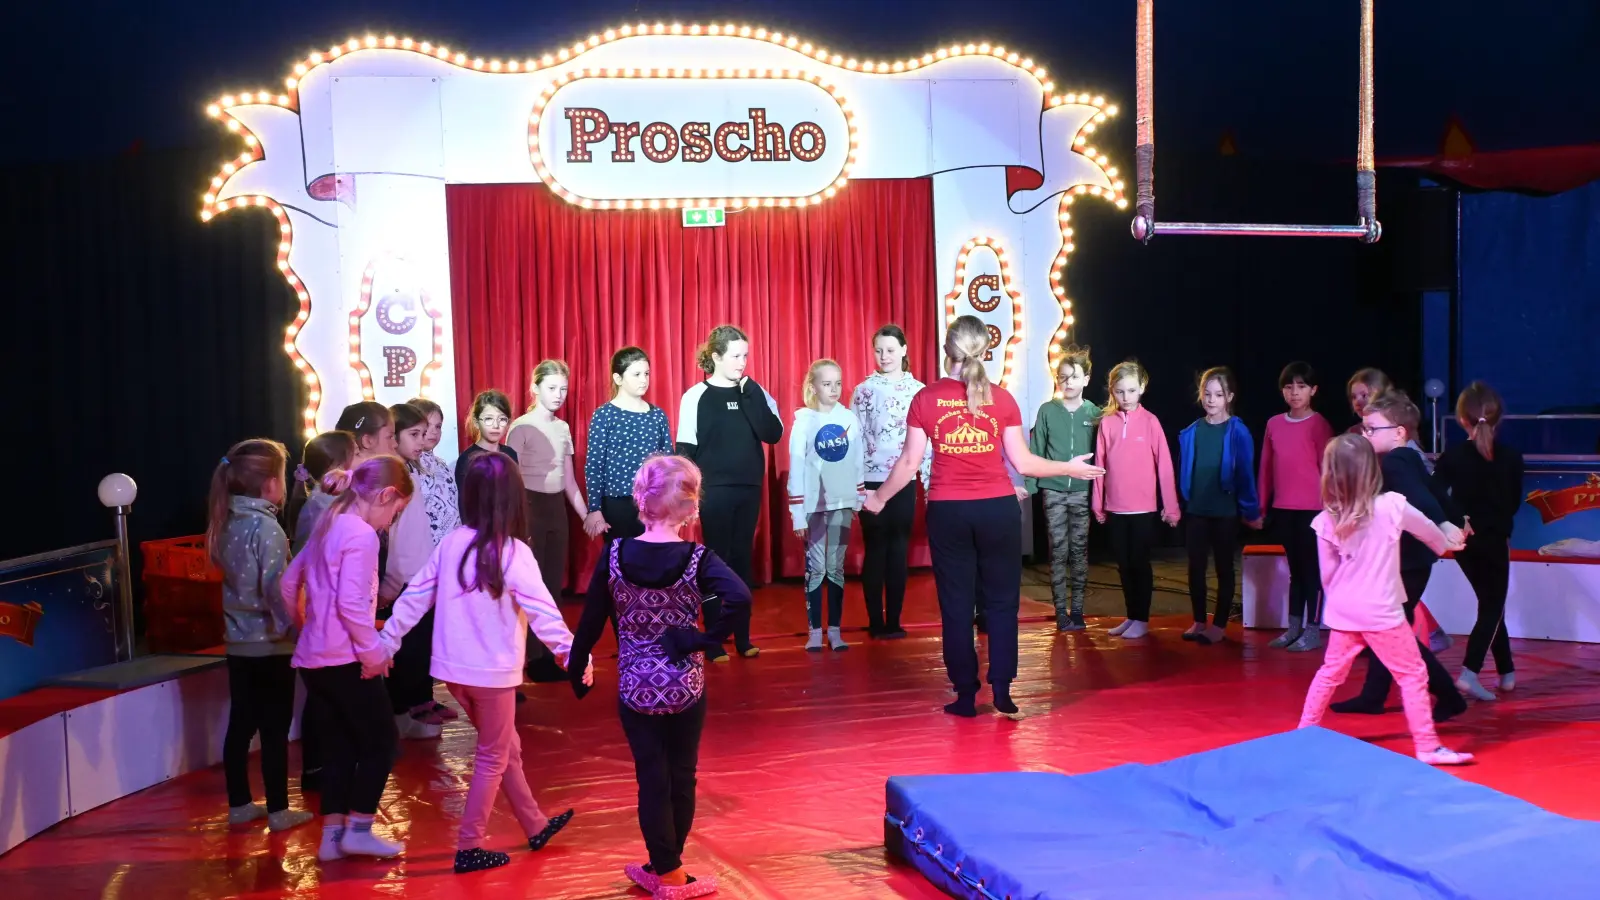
<box><xmin>570</xmin><ymin>456</ymin><xmax>750</xmax><ymax>899</ymax></box>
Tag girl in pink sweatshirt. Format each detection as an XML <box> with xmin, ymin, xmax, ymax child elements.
<box><xmin>1256</xmin><ymin>362</ymin><xmax>1336</xmax><ymax>652</ymax></box>
<box><xmin>1298</xmin><ymin>435</ymin><xmax>1473</xmax><ymax>766</ymax></box>
<box><xmin>281</xmin><ymin>456</ymin><xmax>415</xmax><ymax>862</ymax></box>
<box><xmin>1092</xmin><ymin>361</ymin><xmax>1180</xmax><ymax>639</ymax></box>
<box><xmin>378</xmin><ymin>452</ymin><xmax>592</xmax><ymax>874</ymax></box>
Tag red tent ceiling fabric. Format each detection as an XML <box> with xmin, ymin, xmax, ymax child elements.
<box><xmin>1383</xmin><ymin>144</ymin><xmax>1600</xmax><ymax>194</ymax></box>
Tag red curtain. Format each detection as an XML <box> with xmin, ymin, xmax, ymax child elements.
<box><xmin>447</xmin><ymin>180</ymin><xmax>938</xmax><ymax>591</ymax></box>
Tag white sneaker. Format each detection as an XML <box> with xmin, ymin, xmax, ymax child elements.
<box><xmin>340</xmin><ymin>826</ymin><xmax>405</xmax><ymax>858</ymax></box>
<box><xmin>1108</xmin><ymin>619</ymin><xmax>1133</xmax><ymax>636</ymax></box>
<box><xmin>1121</xmin><ymin>621</ymin><xmax>1149</xmax><ymax>639</ymax></box>
<box><xmin>395</xmin><ymin>713</ymin><xmax>442</xmax><ymax>740</ymax></box>
<box><xmin>1417</xmin><ymin>746</ymin><xmax>1475</xmax><ymax>766</ymax></box>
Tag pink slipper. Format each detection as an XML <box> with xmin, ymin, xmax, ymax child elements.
<box><xmin>624</xmin><ymin>862</ymin><xmax>661</xmax><ymax>891</ymax></box>
<box><xmin>653</xmin><ymin>875</ymin><xmax>717</xmax><ymax>899</ymax></box>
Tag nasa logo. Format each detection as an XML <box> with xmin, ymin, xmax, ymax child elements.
<box><xmin>814</xmin><ymin>423</ymin><xmax>851</xmax><ymax>463</ymax></box>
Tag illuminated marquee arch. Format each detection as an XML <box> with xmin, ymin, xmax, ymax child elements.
<box><xmin>199</xmin><ymin>23</ymin><xmax>1123</xmax><ymax>446</ymax></box>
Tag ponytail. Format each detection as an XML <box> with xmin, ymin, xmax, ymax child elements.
<box><xmin>1455</xmin><ymin>381</ymin><xmax>1504</xmax><ymax>461</ymax></box>
<box><xmin>205</xmin><ymin>439</ymin><xmax>289</xmax><ymax>568</ymax></box>
<box><xmin>943</xmin><ymin>315</ymin><xmax>993</xmax><ymax>415</ymax></box>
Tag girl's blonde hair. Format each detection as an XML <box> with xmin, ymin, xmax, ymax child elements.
<box><xmin>1320</xmin><ymin>434</ymin><xmax>1385</xmax><ymax>539</ymax></box>
<box><xmin>306</xmin><ymin>456</ymin><xmax>415</xmax><ymax>550</ymax></box>
<box><xmin>1347</xmin><ymin>367</ymin><xmax>1392</xmax><ymax>401</ymax></box>
<box><xmin>1103</xmin><ymin>359</ymin><xmax>1149</xmax><ymax>416</ymax></box>
<box><xmin>1456</xmin><ymin>381</ymin><xmax>1504</xmax><ymax>462</ymax></box>
<box><xmin>1197</xmin><ymin>366</ymin><xmax>1237</xmax><ymax>412</ymax></box>
<box><xmin>206</xmin><ymin>439</ymin><xmax>289</xmax><ymax>568</ymax></box>
<box><xmin>802</xmin><ymin>359</ymin><xmax>842</xmax><ymax>411</ymax></box>
<box><xmin>696</xmin><ymin>325</ymin><xmax>749</xmax><ymax>375</ymax></box>
<box><xmin>944</xmin><ymin>315</ymin><xmax>993</xmax><ymax>415</ymax></box>
<box><xmin>633</xmin><ymin>455</ymin><xmax>702</xmax><ymax>526</ymax></box>
<box><xmin>528</xmin><ymin>359</ymin><xmax>571</xmax><ymax>410</ymax></box>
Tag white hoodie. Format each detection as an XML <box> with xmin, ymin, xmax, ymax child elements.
<box><xmin>787</xmin><ymin>404</ymin><xmax>867</xmax><ymax>531</ymax></box>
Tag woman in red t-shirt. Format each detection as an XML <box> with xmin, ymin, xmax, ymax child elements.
<box><xmin>864</xmin><ymin>316</ymin><xmax>1104</xmax><ymax>718</ymax></box>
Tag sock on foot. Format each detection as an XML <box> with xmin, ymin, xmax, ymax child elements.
<box><xmin>828</xmin><ymin>626</ymin><xmax>848</xmax><ymax>651</ymax></box>
<box><xmin>228</xmin><ymin>803</ymin><xmax>268</xmax><ymax>825</ymax></box>
<box><xmin>268</xmin><ymin>808</ymin><xmax>314</xmax><ymax>832</ymax></box>
<box><xmin>1498</xmin><ymin>672</ymin><xmax>1517</xmax><ymax>691</ymax></box>
<box><xmin>1122</xmin><ymin>620</ymin><xmax>1149</xmax><ymax>639</ymax></box>
<box><xmin>1108</xmin><ymin>619</ymin><xmax>1133</xmax><ymax>636</ymax></box>
<box><xmin>805</xmin><ymin>629</ymin><xmax>823</xmax><ymax>652</ymax></box>
<box><xmin>454</xmin><ymin>847</ymin><xmax>511</xmax><ymax>873</ymax></box>
<box><xmin>992</xmin><ymin>685</ymin><xmax>1020</xmax><ymax>718</ymax></box>
<box><xmin>1269</xmin><ymin>624</ymin><xmax>1303</xmax><ymax>648</ymax></box>
<box><xmin>1456</xmin><ymin>669</ymin><xmax>1496</xmax><ymax>701</ymax></box>
<box><xmin>317</xmin><ymin>824</ymin><xmax>346</xmax><ymax>862</ymax></box>
<box><xmin>944</xmin><ymin>694</ymin><xmax>978</xmax><ymax>718</ymax></box>
<box><xmin>341</xmin><ymin>818</ymin><xmax>404</xmax><ymax>858</ymax></box>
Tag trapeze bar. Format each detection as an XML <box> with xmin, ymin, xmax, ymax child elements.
<box><xmin>1140</xmin><ymin>221</ymin><xmax>1381</xmax><ymax>239</ymax></box>
<box><xmin>1132</xmin><ymin>0</ymin><xmax>1381</xmax><ymax>245</ymax></box>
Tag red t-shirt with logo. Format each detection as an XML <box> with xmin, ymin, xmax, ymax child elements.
<box><xmin>907</xmin><ymin>378</ymin><xmax>1022</xmax><ymax>501</ymax></box>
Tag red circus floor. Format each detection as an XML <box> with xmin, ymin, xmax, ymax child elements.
<box><xmin>4</xmin><ymin>574</ymin><xmax>1600</xmax><ymax>898</ymax></box>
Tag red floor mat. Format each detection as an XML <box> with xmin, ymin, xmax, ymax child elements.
<box><xmin>3</xmin><ymin>575</ymin><xmax>1598</xmax><ymax>898</ymax></box>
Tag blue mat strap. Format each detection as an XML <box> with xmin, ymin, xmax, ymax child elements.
<box><xmin>885</xmin><ymin>813</ymin><xmax>1002</xmax><ymax>900</ymax></box>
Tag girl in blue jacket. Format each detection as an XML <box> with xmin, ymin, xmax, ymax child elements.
<box><xmin>1178</xmin><ymin>368</ymin><xmax>1261</xmax><ymax>644</ymax></box>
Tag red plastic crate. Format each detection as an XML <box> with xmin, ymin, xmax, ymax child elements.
<box><xmin>140</xmin><ymin>536</ymin><xmax>220</xmax><ymax>582</ymax></box>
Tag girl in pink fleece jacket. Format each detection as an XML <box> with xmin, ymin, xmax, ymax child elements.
<box><xmin>1092</xmin><ymin>361</ymin><xmax>1180</xmax><ymax>639</ymax></box>
<box><xmin>1297</xmin><ymin>435</ymin><xmax>1473</xmax><ymax>766</ymax></box>
<box><xmin>378</xmin><ymin>452</ymin><xmax>593</xmax><ymax>874</ymax></box>
<box><xmin>281</xmin><ymin>456</ymin><xmax>415</xmax><ymax>862</ymax></box>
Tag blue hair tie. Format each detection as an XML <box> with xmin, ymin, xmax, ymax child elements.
<box><xmin>220</xmin><ymin>456</ymin><xmax>230</xmax><ymax>465</ymax></box>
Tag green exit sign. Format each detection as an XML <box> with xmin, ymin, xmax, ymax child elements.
<box><xmin>681</xmin><ymin>207</ymin><xmax>726</xmax><ymax>228</ymax></box>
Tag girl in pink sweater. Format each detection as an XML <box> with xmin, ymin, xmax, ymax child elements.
<box><xmin>281</xmin><ymin>456</ymin><xmax>415</xmax><ymax>861</ymax></box>
<box><xmin>378</xmin><ymin>451</ymin><xmax>593</xmax><ymax>874</ymax></box>
<box><xmin>1256</xmin><ymin>362</ymin><xmax>1336</xmax><ymax>652</ymax></box>
<box><xmin>1298</xmin><ymin>436</ymin><xmax>1473</xmax><ymax>765</ymax></box>
<box><xmin>1092</xmin><ymin>361</ymin><xmax>1180</xmax><ymax>639</ymax></box>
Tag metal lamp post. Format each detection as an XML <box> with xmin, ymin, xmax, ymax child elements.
<box><xmin>98</xmin><ymin>473</ymin><xmax>138</xmax><ymax>661</ymax></box>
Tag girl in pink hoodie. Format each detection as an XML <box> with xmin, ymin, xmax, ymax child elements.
<box><xmin>1092</xmin><ymin>361</ymin><xmax>1180</xmax><ymax>639</ymax></box>
<box><xmin>1297</xmin><ymin>435</ymin><xmax>1473</xmax><ymax>766</ymax></box>
<box><xmin>377</xmin><ymin>452</ymin><xmax>593</xmax><ymax>874</ymax></box>
<box><xmin>281</xmin><ymin>456</ymin><xmax>414</xmax><ymax>862</ymax></box>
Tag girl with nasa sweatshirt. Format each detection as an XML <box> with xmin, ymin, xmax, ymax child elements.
<box><xmin>1092</xmin><ymin>361</ymin><xmax>1181</xmax><ymax>640</ymax></box>
<box><xmin>787</xmin><ymin>360</ymin><xmax>867</xmax><ymax>652</ymax></box>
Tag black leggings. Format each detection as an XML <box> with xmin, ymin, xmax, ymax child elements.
<box><xmin>1107</xmin><ymin>513</ymin><xmax>1158</xmax><ymax>622</ymax></box>
<box><xmin>1355</xmin><ymin>567</ymin><xmax>1464</xmax><ymax>705</ymax></box>
<box><xmin>384</xmin><ymin>607</ymin><xmax>435</xmax><ymax>713</ymax></box>
<box><xmin>602</xmin><ymin>495</ymin><xmax>646</xmax><ymax>541</ymax></box>
<box><xmin>700</xmin><ymin>484</ymin><xmax>762</xmax><ymax>652</ymax></box>
<box><xmin>1276</xmin><ymin>508</ymin><xmax>1323</xmax><ymax>624</ymax></box>
<box><xmin>224</xmin><ymin>654</ymin><xmax>296</xmax><ymax>811</ymax></box>
<box><xmin>860</xmin><ymin>480</ymin><xmax>915</xmax><ymax>632</ymax></box>
<box><xmin>1186</xmin><ymin>514</ymin><xmax>1239</xmax><ymax>625</ymax></box>
<box><xmin>926</xmin><ymin>497</ymin><xmax>1022</xmax><ymax>694</ymax></box>
<box><xmin>1457</xmin><ymin>543</ymin><xmax>1514</xmax><ymax>675</ymax></box>
<box><xmin>619</xmin><ymin>697</ymin><xmax>706</xmax><ymax>875</ymax></box>
<box><xmin>299</xmin><ymin>663</ymin><xmax>399</xmax><ymax>816</ymax></box>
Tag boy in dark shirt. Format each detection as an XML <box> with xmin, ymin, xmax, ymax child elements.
<box><xmin>1331</xmin><ymin>391</ymin><xmax>1468</xmax><ymax>721</ymax></box>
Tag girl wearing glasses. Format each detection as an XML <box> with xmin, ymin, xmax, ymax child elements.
<box><xmin>455</xmin><ymin>390</ymin><xmax>519</xmax><ymax>493</ymax></box>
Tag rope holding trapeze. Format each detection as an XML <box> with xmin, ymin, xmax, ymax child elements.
<box><xmin>1131</xmin><ymin>0</ymin><xmax>1381</xmax><ymax>244</ymax></box>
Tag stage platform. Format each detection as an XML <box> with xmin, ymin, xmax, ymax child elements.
<box><xmin>886</xmin><ymin>728</ymin><xmax>1600</xmax><ymax>899</ymax></box>
<box><xmin>2</xmin><ymin>574</ymin><xmax>1598</xmax><ymax>898</ymax></box>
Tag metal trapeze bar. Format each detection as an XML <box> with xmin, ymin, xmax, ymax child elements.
<box><xmin>1151</xmin><ymin>222</ymin><xmax>1375</xmax><ymax>238</ymax></box>
<box><xmin>1130</xmin><ymin>0</ymin><xmax>1381</xmax><ymax>244</ymax></box>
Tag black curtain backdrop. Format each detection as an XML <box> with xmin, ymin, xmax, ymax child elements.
<box><xmin>1</xmin><ymin>145</ymin><xmax>304</xmax><ymax>568</ymax></box>
<box><xmin>3</xmin><ymin>146</ymin><xmax>1426</xmax><ymax>577</ymax></box>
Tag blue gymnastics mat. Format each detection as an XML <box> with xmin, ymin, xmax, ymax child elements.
<box><xmin>885</xmin><ymin>727</ymin><xmax>1600</xmax><ymax>899</ymax></box>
